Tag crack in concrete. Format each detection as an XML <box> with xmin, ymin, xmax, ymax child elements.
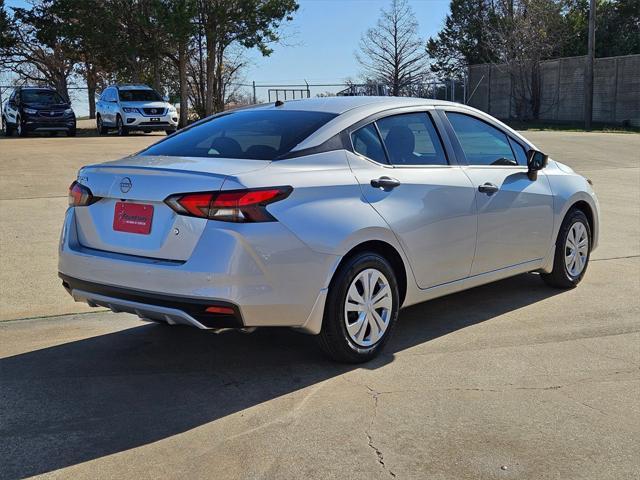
<box><xmin>364</xmin><ymin>385</ymin><xmax>396</xmax><ymax>478</ymax></box>
<box><xmin>591</xmin><ymin>254</ymin><xmax>640</xmax><ymax>262</ymax></box>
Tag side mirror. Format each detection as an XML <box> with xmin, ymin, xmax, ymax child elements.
<box><xmin>526</xmin><ymin>149</ymin><xmax>548</xmax><ymax>180</ymax></box>
<box><xmin>163</xmin><ymin>95</ymin><xmax>170</xmax><ymax>102</ymax></box>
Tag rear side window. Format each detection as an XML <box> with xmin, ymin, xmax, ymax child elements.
<box><xmin>377</xmin><ymin>113</ymin><xmax>447</xmax><ymax>166</ymax></box>
<box><xmin>141</xmin><ymin>110</ymin><xmax>337</xmax><ymax>160</ymax></box>
<box><xmin>351</xmin><ymin>124</ymin><xmax>387</xmax><ymax>164</ymax></box>
<box><xmin>446</xmin><ymin>112</ymin><xmax>517</xmax><ymax>166</ymax></box>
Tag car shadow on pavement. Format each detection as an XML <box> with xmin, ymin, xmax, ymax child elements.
<box><xmin>0</xmin><ymin>273</ymin><xmax>562</xmax><ymax>479</ymax></box>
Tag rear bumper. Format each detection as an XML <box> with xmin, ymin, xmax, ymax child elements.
<box><xmin>58</xmin><ymin>207</ymin><xmax>338</xmax><ymax>330</ymax></box>
<box><xmin>60</xmin><ymin>274</ymin><xmax>242</xmax><ymax>328</ymax></box>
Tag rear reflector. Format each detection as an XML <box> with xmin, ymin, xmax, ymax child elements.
<box><xmin>165</xmin><ymin>186</ymin><xmax>292</xmax><ymax>223</ymax></box>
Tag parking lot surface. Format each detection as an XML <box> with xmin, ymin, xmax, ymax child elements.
<box><xmin>0</xmin><ymin>128</ymin><xmax>639</xmax><ymax>479</ymax></box>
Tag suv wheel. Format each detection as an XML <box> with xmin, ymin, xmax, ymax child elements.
<box><xmin>116</xmin><ymin>115</ymin><xmax>128</xmax><ymax>136</ymax></box>
<box><xmin>317</xmin><ymin>252</ymin><xmax>399</xmax><ymax>363</ymax></box>
<box><xmin>1</xmin><ymin>116</ymin><xmax>12</xmax><ymax>136</ymax></box>
<box><xmin>541</xmin><ymin>208</ymin><xmax>591</xmax><ymax>289</ymax></box>
<box><xmin>16</xmin><ymin>116</ymin><xmax>27</xmax><ymax>137</ymax></box>
<box><xmin>96</xmin><ymin>116</ymin><xmax>108</xmax><ymax>135</ymax></box>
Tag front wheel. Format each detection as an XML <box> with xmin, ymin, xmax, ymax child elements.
<box><xmin>1</xmin><ymin>117</ymin><xmax>12</xmax><ymax>136</ymax></box>
<box><xmin>165</xmin><ymin>129</ymin><xmax>176</xmax><ymax>135</ymax></box>
<box><xmin>66</xmin><ymin>127</ymin><xmax>76</xmax><ymax>137</ymax></box>
<box><xmin>16</xmin><ymin>116</ymin><xmax>27</xmax><ymax>137</ymax></box>
<box><xmin>317</xmin><ymin>252</ymin><xmax>399</xmax><ymax>363</ymax></box>
<box><xmin>541</xmin><ymin>209</ymin><xmax>591</xmax><ymax>289</ymax></box>
<box><xmin>116</xmin><ymin>115</ymin><xmax>128</xmax><ymax>136</ymax></box>
<box><xmin>96</xmin><ymin>116</ymin><xmax>108</xmax><ymax>135</ymax></box>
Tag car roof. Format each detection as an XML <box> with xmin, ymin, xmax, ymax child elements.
<box><xmin>16</xmin><ymin>86</ymin><xmax>55</xmax><ymax>91</ymax></box>
<box><xmin>114</xmin><ymin>84</ymin><xmax>154</xmax><ymax>91</ymax></box>
<box><xmin>255</xmin><ymin>96</ymin><xmax>459</xmax><ymax>115</ymax></box>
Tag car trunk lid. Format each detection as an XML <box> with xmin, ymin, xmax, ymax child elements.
<box><xmin>73</xmin><ymin>155</ymin><xmax>269</xmax><ymax>261</ymax></box>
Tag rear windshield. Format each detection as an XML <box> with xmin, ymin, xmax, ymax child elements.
<box><xmin>141</xmin><ymin>110</ymin><xmax>337</xmax><ymax>160</ymax></box>
<box><xmin>119</xmin><ymin>89</ymin><xmax>163</xmax><ymax>102</ymax></box>
<box><xmin>21</xmin><ymin>90</ymin><xmax>65</xmax><ymax>105</ymax></box>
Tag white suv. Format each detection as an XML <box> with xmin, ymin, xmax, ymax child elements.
<box><xmin>96</xmin><ymin>84</ymin><xmax>178</xmax><ymax>136</ymax></box>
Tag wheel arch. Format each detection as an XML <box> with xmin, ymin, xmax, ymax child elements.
<box><xmin>570</xmin><ymin>200</ymin><xmax>595</xmax><ymax>245</ymax></box>
<box><xmin>330</xmin><ymin>239</ymin><xmax>408</xmax><ymax>307</ymax></box>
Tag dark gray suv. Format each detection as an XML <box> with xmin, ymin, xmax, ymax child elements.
<box><xmin>2</xmin><ymin>87</ymin><xmax>76</xmax><ymax>137</ymax></box>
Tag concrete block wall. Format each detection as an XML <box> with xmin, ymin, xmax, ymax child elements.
<box><xmin>468</xmin><ymin>54</ymin><xmax>640</xmax><ymax>126</ymax></box>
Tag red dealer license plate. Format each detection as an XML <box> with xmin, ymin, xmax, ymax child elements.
<box><xmin>113</xmin><ymin>202</ymin><xmax>154</xmax><ymax>235</ymax></box>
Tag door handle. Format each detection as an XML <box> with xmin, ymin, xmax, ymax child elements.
<box><xmin>371</xmin><ymin>176</ymin><xmax>401</xmax><ymax>190</ymax></box>
<box><xmin>478</xmin><ymin>182</ymin><xmax>499</xmax><ymax>195</ymax></box>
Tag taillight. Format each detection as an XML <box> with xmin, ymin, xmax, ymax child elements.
<box><xmin>165</xmin><ymin>186</ymin><xmax>292</xmax><ymax>223</ymax></box>
<box><xmin>68</xmin><ymin>181</ymin><xmax>100</xmax><ymax>207</ymax></box>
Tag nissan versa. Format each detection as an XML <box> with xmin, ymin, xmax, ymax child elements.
<box><xmin>59</xmin><ymin>97</ymin><xmax>599</xmax><ymax>362</ymax></box>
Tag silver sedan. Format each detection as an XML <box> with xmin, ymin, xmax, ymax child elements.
<box><xmin>59</xmin><ymin>97</ymin><xmax>599</xmax><ymax>362</ymax></box>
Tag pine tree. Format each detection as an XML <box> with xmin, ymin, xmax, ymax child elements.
<box><xmin>426</xmin><ymin>0</ymin><xmax>498</xmax><ymax>79</ymax></box>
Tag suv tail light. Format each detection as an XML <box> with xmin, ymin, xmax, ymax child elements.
<box><xmin>68</xmin><ymin>181</ymin><xmax>100</xmax><ymax>207</ymax></box>
<box><xmin>165</xmin><ymin>186</ymin><xmax>292</xmax><ymax>223</ymax></box>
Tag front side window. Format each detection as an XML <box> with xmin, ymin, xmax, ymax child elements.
<box><xmin>377</xmin><ymin>112</ymin><xmax>447</xmax><ymax>166</ymax></box>
<box><xmin>508</xmin><ymin>137</ymin><xmax>528</xmax><ymax>166</ymax></box>
<box><xmin>142</xmin><ymin>109</ymin><xmax>337</xmax><ymax>160</ymax></box>
<box><xmin>21</xmin><ymin>90</ymin><xmax>64</xmax><ymax>105</ymax></box>
<box><xmin>446</xmin><ymin>112</ymin><xmax>517</xmax><ymax>166</ymax></box>
<box><xmin>351</xmin><ymin>124</ymin><xmax>387</xmax><ymax>164</ymax></box>
<box><xmin>118</xmin><ymin>89</ymin><xmax>163</xmax><ymax>102</ymax></box>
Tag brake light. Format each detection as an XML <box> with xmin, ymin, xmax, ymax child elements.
<box><xmin>205</xmin><ymin>306</ymin><xmax>235</xmax><ymax>315</ymax></box>
<box><xmin>165</xmin><ymin>186</ymin><xmax>292</xmax><ymax>223</ymax></box>
<box><xmin>68</xmin><ymin>181</ymin><xmax>100</xmax><ymax>207</ymax></box>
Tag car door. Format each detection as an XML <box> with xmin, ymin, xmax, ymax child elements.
<box><xmin>347</xmin><ymin>110</ymin><xmax>477</xmax><ymax>289</ymax></box>
<box><xmin>442</xmin><ymin>110</ymin><xmax>554</xmax><ymax>275</ymax></box>
<box><xmin>96</xmin><ymin>90</ymin><xmax>106</xmax><ymax>123</ymax></box>
<box><xmin>100</xmin><ymin>88</ymin><xmax>113</xmax><ymax>125</ymax></box>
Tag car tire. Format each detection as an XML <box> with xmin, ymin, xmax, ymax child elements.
<box><xmin>96</xmin><ymin>116</ymin><xmax>108</xmax><ymax>135</ymax></box>
<box><xmin>16</xmin><ymin>116</ymin><xmax>27</xmax><ymax>137</ymax></box>
<box><xmin>66</xmin><ymin>127</ymin><xmax>77</xmax><ymax>137</ymax></box>
<box><xmin>317</xmin><ymin>251</ymin><xmax>399</xmax><ymax>363</ymax></box>
<box><xmin>165</xmin><ymin>129</ymin><xmax>176</xmax><ymax>135</ymax></box>
<box><xmin>1</xmin><ymin>117</ymin><xmax>12</xmax><ymax>136</ymax></box>
<box><xmin>541</xmin><ymin>208</ymin><xmax>591</xmax><ymax>289</ymax></box>
<box><xmin>116</xmin><ymin>115</ymin><xmax>128</xmax><ymax>136</ymax></box>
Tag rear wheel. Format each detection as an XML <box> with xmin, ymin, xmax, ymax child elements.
<box><xmin>317</xmin><ymin>252</ymin><xmax>399</xmax><ymax>363</ymax></box>
<box><xmin>116</xmin><ymin>115</ymin><xmax>128</xmax><ymax>136</ymax></box>
<box><xmin>541</xmin><ymin>209</ymin><xmax>591</xmax><ymax>288</ymax></box>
